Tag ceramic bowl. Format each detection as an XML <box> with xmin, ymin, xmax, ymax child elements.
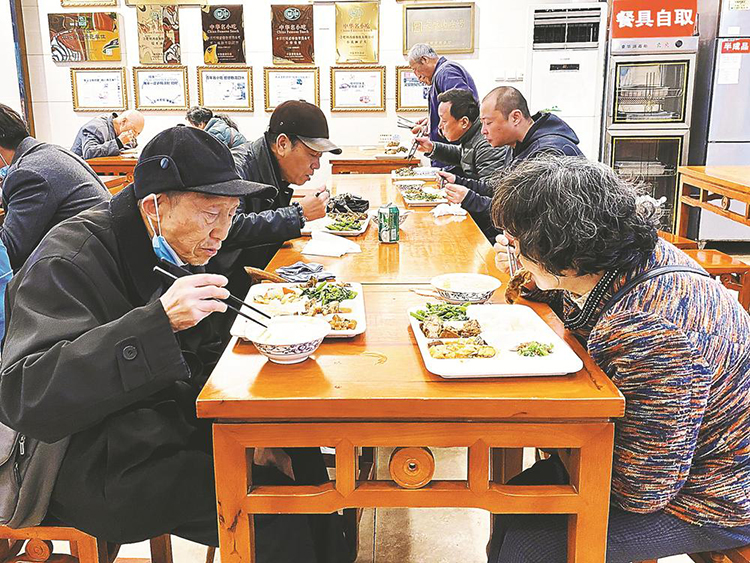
<box><xmin>251</xmin><ymin>316</ymin><xmax>331</xmax><ymax>364</ymax></box>
<box><xmin>430</xmin><ymin>273</ymin><xmax>502</xmax><ymax>304</ymax></box>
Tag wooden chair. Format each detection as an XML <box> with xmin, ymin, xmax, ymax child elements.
<box><xmin>0</xmin><ymin>527</ymin><xmax>173</xmax><ymax>563</ymax></box>
<box><xmin>684</xmin><ymin>249</ymin><xmax>750</xmax><ymax>310</ymax></box>
<box><xmin>638</xmin><ymin>543</ymin><xmax>750</xmax><ymax>562</ymax></box>
<box><xmin>658</xmin><ymin>230</ymin><xmax>699</xmax><ymax>250</ymax></box>
<box><xmin>104</xmin><ymin>177</ymin><xmax>130</xmax><ymax>196</ymax></box>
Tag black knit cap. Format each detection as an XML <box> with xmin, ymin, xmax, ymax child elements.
<box><xmin>269</xmin><ymin>100</ymin><xmax>342</xmax><ymax>154</ymax></box>
<box><xmin>133</xmin><ymin>126</ymin><xmax>274</xmax><ymax>199</ymax></box>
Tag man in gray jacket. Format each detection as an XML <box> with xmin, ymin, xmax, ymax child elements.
<box><xmin>71</xmin><ymin>110</ymin><xmax>145</xmax><ymax>160</ymax></box>
<box><xmin>415</xmin><ymin>88</ymin><xmax>507</xmax><ymax>180</ymax></box>
<box><xmin>0</xmin><ymin>104</ymin><xmax>110</xmax><ymax>270</ymax></box>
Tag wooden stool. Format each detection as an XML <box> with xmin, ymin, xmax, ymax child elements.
<box><xmin>684</xmin><ymin>249</ymin><xmax>750</xmax><ymax>310</ymax></box>
<box><xmin>658</xmin><ymin>230</ymin><xmax>699</xmax><ymax>250</ymax></box>
<box><xmin>638</xmin><ymin>543</ymin><xmax>750</xmax><ymax>562</ymax></box>
<box><xmin>0</xmin><ymin>527</ymin><xmax>173</xmax><ymax>563</ymax></box>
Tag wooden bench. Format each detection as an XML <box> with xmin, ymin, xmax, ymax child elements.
<box><xmin>684</xmin><ymin>249</ymin><xmax>750</xmax><ymax>310</ymax></box>
<box><xmin>658</xmin><ymin>230</ymin><xmax>699</xmax><ymax>250</ymax></box>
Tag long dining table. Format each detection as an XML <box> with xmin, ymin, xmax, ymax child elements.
<box><xmin>197</xmin><ymin>174</ymin><xmax>625</xmax><ymax>563</ymax></box>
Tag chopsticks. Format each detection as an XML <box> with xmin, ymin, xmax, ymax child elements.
<box><xmin>506</xmin><ymin>244</ymin><xmax>519</xmax><ymax>278</ymax></box>
<box><xmin>406</xmin><ymin>123</ymin><xmax>427</xmax><ymax>161</ymax></box>
<box><xmin>153</xmin><ymin>265</ymin><xmax>270</xmax><ymax>329</ymax></box>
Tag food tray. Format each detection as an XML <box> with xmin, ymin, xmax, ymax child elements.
<box><xmin>400</xmin><ymin>186</ymin><xmax>448</xmax><ymax>207</ymax></box>
<box><xmin>408</xmin><ymin>303</ymin><xmax>583</xmax><ymax>378</ymax></box>
<box><xmin>390</xmin><ymin>166</ymin><xmax>441</xmax><ymax>180</ymax></box>
<box><xmin>300</xmin><ymin>214</ymin><xmax>370</xmax><ymax>237</ymax></box>
<box><xmin>231</xmin><ymin>282</ymin><xmax>366</xmax><ymax>339</ymax></box>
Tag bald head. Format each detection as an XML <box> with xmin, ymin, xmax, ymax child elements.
<box><xmin>483</xmin><ymin>87</ymin><xmax>531</xmax><ymax>120</ymax></box>
<box><xmin>115</xmin><ymin>110</ymin><xmax>145</xmax><ymax>137</ymax></box>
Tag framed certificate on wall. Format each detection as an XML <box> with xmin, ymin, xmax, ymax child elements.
<box><xmin>61</xmin><ymin>0</ymin><xmax>117</xmax><ymax>6</ymax></box>
<box><xmin>263</xmin><ymin>66</ymin><xmax>319</xmax><ymax>112</ymax></box>
<box><xmin>403</xmin><ymin>3</ymin><xmax>475</xmax><ymax>55</ymax></box>
<box><xmin>330</xmin><ymin>66</ymin><xmax>385</xmax><ymax>112</ymax></box>
<box><xmin>133</xmin><ymin>66</ymin><xmax>189</xmax><ymax>110</ymax></box>
<box><xmin>71</xmin><ymin>67</ymin><xmax>127</xmax><ymax>112</ymax></box>
<box><xmin>197</xmin><ymin>66</ymin><xmax>253</xmax><ymax>112</ymax></box>
<box><xmin>395</xmin><ymin>66</ymin><xmax>428</xmax><ymax>112</ymax></box>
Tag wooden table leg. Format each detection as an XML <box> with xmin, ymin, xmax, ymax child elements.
<box><xmin>676</xmin><ymin>176</ymin><xmax>691</xmax><ymax>238</ymax></box>
<box><xmin>214</xmin><ymin>425</ymin><xmax>254</xmax><ymax>563</ymax></box>
<box><xmin>566</xmin><ymin>423</ymin><xmax>615</xmax><ymax>563</ymax></box>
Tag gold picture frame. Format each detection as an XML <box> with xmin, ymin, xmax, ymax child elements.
<box><xmin>197</xmin><ymin>66</ymin><xmax>253</xmax><ymax>113</ymax></box>
<box><xmin>70</xmin><ymin>67</ymin><xmax>127</xmax><ymax>112</ymax></box>
<box><xmin>61</xmin><ymin>0</ymin><xmax>117</xmax><ymax>6</ymax></box>
<box><xmin>263</xmin><ymin>66</ymin><xmax>320</xmax><ymax>112</ymax></box>
<box><xmin>330</xmin><ymin>65</ymin><xmax>385</xmax><ymax>112</ymax></box>
<box><xmin>133</xmin><ymin>65</ymin><xmax>189</xmax><ymax>111</ymax></box>
<box><xmin>402</xmin><ymin>2</ymin><xmax>475</xmax><ymax>55</ymax></box>
<box><xmin>395</xmin><ymin>65</ymin><xmax>428</xmax><ymax>112</ymax></box>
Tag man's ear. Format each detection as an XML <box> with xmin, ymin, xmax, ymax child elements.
<box><xmin>510</xmin><ymin>109</ymin><xmax>523</xmax><ymax>126</ymax></box>
<box><xmin>140</xmin><ymin>194</ymin><xmax>164</xmax><ymax>233</ymax></box>
<box><xmin>275</xmin><ymin>134</ymin><xmax>293</xmax><ymax>157</ymax></box>
<box><xmin>459</xmin><ymin>116</ymin><xmax>471</xmax><ymax>128</ymax></box>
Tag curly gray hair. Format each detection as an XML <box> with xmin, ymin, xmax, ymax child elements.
<box><xmin>491</xmin><ymin>156</ymin><xmax>661</xmax><ymax>276</ymax></box>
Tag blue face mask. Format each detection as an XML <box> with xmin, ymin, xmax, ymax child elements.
<box><xmin>0</xmin><ymin>153</ymin><xmax>9</xmax><ymax>182</ymax></box>
<box><xmin>145</xmin><ymin>195</ymin><xmax>182</xmax><ymax>266</ymax></box>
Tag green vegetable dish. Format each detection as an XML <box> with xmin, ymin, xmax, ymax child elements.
<box><xmin>402</xmin><ymin>188</ymin><xmax>442</xmax><ymax>202</ymax></box>
<box><xmin>325</xmin><ymin>213</ymin><xmax>364</xmax><ymax>232</ymax></box>
<box><xmin>410</xmin><ymin>303</ymin><xmax>468</xmax><ymax>321</ymax></box>
<box><xmin>516</xmin><ymin>342</ymin><xmax>554</xmax><ymax>357</ymax></box>
<box><xmin>301</xmin><ymin>281</ymin><xmax>357</xmax><ymax>305</ymax></box>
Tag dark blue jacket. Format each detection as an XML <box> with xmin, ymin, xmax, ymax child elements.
<box><xmin>459</xmin><ymin>112</ymin><xmax>583</xmax><ymax>216</ymax></box>
<box><xmin>428</xmin><ymin>57</ymin><xmax>477</xmax><ymax>168</ymax></box>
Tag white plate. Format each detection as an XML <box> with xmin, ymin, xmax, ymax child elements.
<box><xmin>300</xmin><ymin>214</ymin><xmax>370</xmax><ymax>237</ymax></box>
<box><xmin>390</xmin><ymin>166</ymin><xmax>441</xmax><ymax>180</ymax></box>
<box><xmin>408</xmin><ymin>303</ymin><xmax>583</xmax><ymax>378</ymax></box>
<box><xmin>231</xmin><ymin>282</ymin><xmax>366</xmax><ymax>339</ymax></box>
<box><xmin>401</xmin><ymin>185</ymin><xmax>448</xmax><ymax>207</ymax></box>
<box><xmin>374</xmin><ymin>151</ymin><xmax>410</xmax><ymax>159</ymax></box>
<box><xmin>393</xmin><ymin>179</ymin><xmax>426</xmax><ymax>186</ymax></box>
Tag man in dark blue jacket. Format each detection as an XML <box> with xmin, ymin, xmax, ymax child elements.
<box><xmin>407</xmin><ymin>43</ymin><xmax>478</xmax><ymax>170</ymax></box>
<box><xmin>438</xmin><ymin>86</ymin><xmax>583</xmax><ymax>239</ymax></box>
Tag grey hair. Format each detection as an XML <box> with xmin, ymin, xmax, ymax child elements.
<box><xmin>407</xmin><ymin>43</ymin><xmax>438</xmax><ymax>63</ymax></box>
<box><xmin>491</xmin><ymin>155</ymin><xmax>661</xmax><ymax>276</ymax></box>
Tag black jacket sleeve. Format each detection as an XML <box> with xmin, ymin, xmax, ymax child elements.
<box><xmin>223</xmin><ymin>205</ymin><xmax>303</xmax><ymax>250</ymax></box>
<box><xmin>454</xmin><ymin>174</ymin><xmax>492</xmax><ymax>197</ymax></box>
<box><xmin>429</xmin><ymin>142</ymin><xmax>462</xmax><ymax>167</ymax></box>
<box><xmin>0</xmin><ymin>256</ymin><xmax>188</xmax><ymax>443</ymax></box>
<box><xmin>461</xmin><ymin>189</ymin><xmax>492</xmax><ymax>215</ymax></box>
<box><xmin>0</xmin><ymin>169</ymin><xmax>59</xmax><ymax>270</ymax></box>
<box><xmin>80</xmin><ymin>124</ymin><xmax>120</xmax><ymax>160</ymax></box>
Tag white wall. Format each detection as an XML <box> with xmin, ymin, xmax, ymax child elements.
<box><xmin>0</xmin><ymin>0</ymin><xmax>23</xmax><ymax>115</ymax></box>
<box><xmin>19</xmin><ymin>0</ymin><xmax>597</xmax><ymax>152</ymax></box>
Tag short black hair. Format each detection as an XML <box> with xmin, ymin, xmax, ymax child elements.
<box><xmin>186</xmin><ymin>106</ymin><xmax>213</xmax><ymax>127</ymax></box>
<box><xmin>483</xmin><ymin>86</ymin><xmax>531</xmax><ymax>120</ymax></box>
<box><xmin>0</xmin><ymin>104</ymin><xmax>30</xmax><ymax>150</ymax></box>
<box><xmin>491</xmin><ymin>156</ymin><xmax>659</xmax><ymax>276</ymax></box>
<box><xmin>437</xmin><ymin>88</ymin><xmax>479</xmax><ymax>122</ymax></box>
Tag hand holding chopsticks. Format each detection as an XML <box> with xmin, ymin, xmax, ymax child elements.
<box><xmin>406</xmin><ymin>123</ymin><xmax>428</xmax><ymax>160</ymax></box>
<box><xmin>154</xmin><ymin>265</ymin><xmax>270</xmax><ymax>331</ymax></box>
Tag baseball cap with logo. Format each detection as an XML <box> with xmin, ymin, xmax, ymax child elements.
<box><xmin>133</xmin><ymin>126</ymin><xmax>276</xmax><ymax>200</ymax></box>
<box><xmin>268</xmin><ymin>100</ymin><xmax>342</xmax><ymax>155</ymax></box>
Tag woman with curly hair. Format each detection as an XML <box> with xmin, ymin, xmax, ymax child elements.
<box><xmin>488</xmin><ymin>156</ymin><xmax>750</xmax><ymax>562</ymax></box>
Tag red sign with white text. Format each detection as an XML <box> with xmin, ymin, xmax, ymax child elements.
<box><xmin>721</xmin><ymin>39</ymin><xmax>750</xmax><ymax>53</ymax></box>
<box><xmin>611</xmin><ymin>0</ymin><xmax>697</xmax><ymax>38</ymax></box>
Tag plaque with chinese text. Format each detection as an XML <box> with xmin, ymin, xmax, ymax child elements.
<box><xmin>395</xmin><ymin>66</ymin><xmax>428</xmax><ymax>112</ymax></box>
<box><xmin>136</xmin><ymin>5</ymin><xmax>180</xmax><ymax>65</ymax></box>
<box><xmin>330</xmin><ymin>66</ymin><xmax>385</xmax><ymax>112</ymax></box>
<box><xmin>202</xmin><ymin>5</ymin><xmax>245</xmax><ymax>64</ymax></box>
<box><xmin>61</xmin><ymin>0</ymin><xmax>117</xmax><ymax>6</ymax></box>
<box><xmin>335</xmin><ymin>2</ymin><xmax>379</xmax><ymax>64</ymax></box>
<box><xmin>272</xmin><ymin>5</ymin><xmax>314</xmax><ymax>65</ymax></box>
<box><xmin>403</xmin><ymin>3</ymin><xmax>474</xmax><ymax>55</ymax></box>
<box><xmin>264</xmin><ymin>66</ymin><xmax>319</xmax><ymax>111</ymax></box>
<box><xmin>133</xmin><ymin>66</ymin><xmax>189</xmax><ymax>110</ymax></box>
<box><xmin>611</xmin><ymin>0</ymin><xmax>697</xmax><ymax>38</ymax></box>
<box><xmin>71</xmin><ymin>67</ymin><xmax>127</xmax><ymax>111</ymax></box>
<box><xmin>198</xmin><ymin>66</ymin><xmax>253</xmax><ymax>112</ymax></box>
<box><xmin>48</xmin><ymin>12</ymin><xmax>121</xmax><ymax>62</ymax></box>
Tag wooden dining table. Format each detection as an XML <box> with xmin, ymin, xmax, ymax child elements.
<box><xmin>86</xmin><ymin>154</ymin><xmax>138</xmax><ymax>183</ymax></box>
<box><xmin>329</xmin><ymin>146</ymin><xmax>420</xmax><ymax>174</ymax></box>
<box><xmin>197</xmin><ymin>174</ymin><xmax>625</xmax><ymax>563</ymax></box>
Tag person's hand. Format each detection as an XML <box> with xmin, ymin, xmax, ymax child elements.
<box><xmin>444</xmin><ymin>182</ymin><xmax>469</xmax><ymax>204</ymax></box>
<box><xmin>119</xmin><ymin>129</ymin><xmax>136</xmax><ymax>148</ymax></box>
<box><xmin>436</xmin><ymin>170</ymin><xmax>456</xmax><ymax>184</ymax></box>
<box><xmin>299</xmin><ymin>188</ymin><xmax>329</xmax><ymax>221</ymax></box>
<box><xmin>415</xmin><ymin>137</ymin><xmax>433</xmax><ymax>154</ymax></box>
<box><xmin>493</xmin><ymin>232</ymin><xmax>515</xmax><ymax>274</ymax></box>
<box><xmin>159</xmin><ymin>274</ymin><xmax>229</xmax><ymax>332</ymax></box>
<box><xmin>410</xmin><ymin>117</ymin><xmax>428</xmax><ymax>135</ymax></box>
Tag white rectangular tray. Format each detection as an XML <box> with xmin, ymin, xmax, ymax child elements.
<box><xmin>300</xmin><ymin>214</ymin><xmax>370</xmax><ymax>237</ymax></box>
<box><xmin>400</xmin><ymin>185</ymin><xmax>448</xmax><ymax>207</ymax></box>
<box><xmin>408</xmin><ymin>303</ymin><xmax>583</xmax><ymax>378</ymax></box>
<box><xmin>231</xmin><ymin>282</ymin><xmax>366</xmax><ymax>339</ymax></box>
<box><xmin>390</xmin><ymin>166</ymin><xmax>440</xmax><ymax>180</ymax></box>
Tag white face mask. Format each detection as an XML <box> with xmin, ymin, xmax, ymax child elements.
<box><xmin>144</xmin><ymin>194</ymin><xmax>183</xmax><ymax>266</ymax></box>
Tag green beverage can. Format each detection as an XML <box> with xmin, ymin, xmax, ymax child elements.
<box><xmin>378</xmin><ymin>204</ymin><xmax>399</xmax><ymax>243</ymax></box>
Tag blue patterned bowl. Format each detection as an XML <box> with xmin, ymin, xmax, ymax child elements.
<box><xmin>251</xmin><ymin>317</ymin><xmax>331</xmax><ymax>364</ymax></box>
<box><xmin>430</xmin><ymin>273</ymin><xmax>502</xmax><ymax>304</ymax></box>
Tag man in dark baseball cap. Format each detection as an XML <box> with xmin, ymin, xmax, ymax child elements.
<box><xmin>268</xmin><ymin>99</ymin><xmax>342</xmax><ymax>155</ymax></box>
<box><xmin>0</xmin><ymin>125</ymin><xmax>348</xmax><ymax>561</ymax></box>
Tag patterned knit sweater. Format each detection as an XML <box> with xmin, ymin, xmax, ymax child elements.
<box><xmin>527</xmin><ymin>239</ymin><xmax>750</xmax><ymax>527</ymax></box>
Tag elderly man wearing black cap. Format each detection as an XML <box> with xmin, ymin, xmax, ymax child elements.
<box><xmin>0</xmin><ymin>126</ymin><xmax>349</xmax><ymax>562</ymax></box>
<box><xmin>216</xmin><ymin>100</ymin><xmax>341</xmax><ymax>286</ymax></box>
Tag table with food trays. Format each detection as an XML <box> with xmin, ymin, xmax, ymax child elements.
<box><xmin>196</xmin><ymin>173</ymin><xmax>625</xmax><ymax>563</ymax></box>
